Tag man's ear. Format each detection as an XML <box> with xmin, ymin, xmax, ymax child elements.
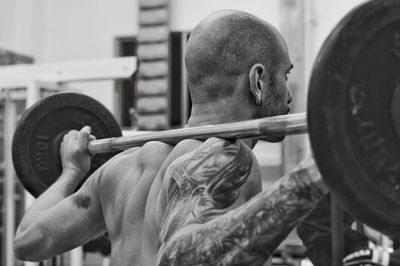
<box><xmin>249</xmin><ymin>63</ymin><xmax>268</xmax><ymax>106</ymax></box>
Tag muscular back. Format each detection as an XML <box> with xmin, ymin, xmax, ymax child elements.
<box><xmin>96</xmin><ymin>142</ymin><xmax>173</xmax><ymax>265</ymax></box>
<box><xmin>96</xmin><ymin>138</ymin><xmax>261</xmax><ymax>266</ymax></box>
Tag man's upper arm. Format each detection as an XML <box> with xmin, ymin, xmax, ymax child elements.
<box><xmin>37</xmin><ymin>169</ymin><xmax>106</xmax><ymax>256</ymax></box>
<box><xmin>50</xmin><ymin>147</ymin><xmax>144</xmax><ymax>252</ymax></box>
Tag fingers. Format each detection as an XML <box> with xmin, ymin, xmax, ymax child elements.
<box><xmin>61</xmin><ymin>126</ymin><xmax>95</xmax><ymax>148</ymax></box>
<box><xmin>78</xmin><ymin>126</ymin><xmax>92</xmax><ymax>147</ymax></box>
<box><xmin>63</xmin><ymin>130</ymin><xmax>78</xmax><ymax>141</ymax></box>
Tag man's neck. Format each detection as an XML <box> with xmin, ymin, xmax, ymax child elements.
<box><xmin>187</xmin><ymin>114</ymin><xmax>234</xmax><ymax>127</ymax></box>
<box><xmin>186</xmin><ymin>106</ymin><xmax>256</xmax><ymax>148</ymax></box>
<box><xmin>187</xmin><ymin>104</ymin><xmax>252</xmax><ymax>127</ymax></box>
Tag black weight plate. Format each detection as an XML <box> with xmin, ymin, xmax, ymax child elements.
<box><xmin>12</xmin><ymin>92</ymin><xmax>122</xmax><ymax>197</ymax></box>
<box><xmin>308</xmin><ymin>0</ymin><xmax>400</xmax><ymax>237</ymax></box>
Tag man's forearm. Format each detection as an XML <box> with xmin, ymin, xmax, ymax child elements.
<box><xmin>157</xmin><ymin>164</ymin><xmax>328</xmax><ymax>266</ymax></box>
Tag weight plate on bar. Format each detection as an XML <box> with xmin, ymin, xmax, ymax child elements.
<box><xmin>12</xmin><ymin>92</ymin><xmax>122</xmax><ymax>197</ymax></box>
<box><xmin>308</xmin><ymin>0</ymin><xmax>400</xmax><ymax>237</ymax></box>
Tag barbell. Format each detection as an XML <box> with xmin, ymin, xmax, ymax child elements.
<box><xmin>11</xmin><ymin>0</ymin><xmax>400</xmax><ymax>238</ymax></box>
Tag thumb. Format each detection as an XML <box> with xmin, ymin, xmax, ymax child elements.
<box><xmin>78</xmin><ymin>126</ymin><xmax>91</xmax><ymax>147</ymax></box>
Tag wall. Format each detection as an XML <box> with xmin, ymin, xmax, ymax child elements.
<box><xmin>170</xmin><ymin>0</ymin><xmax>366</xmax><ymax>59</ymax></box>
<box><xmin>0</xmin><ymin>0</ymin><xmax>36</xmax><ymax>57</ymax></box>
<box><xmin>39</xmin><ymin>0</ymin><xmax>138</xmax><ymax>110</ymax></box>
<box><xmin>170</xmin><ymin>0</ymin><xmax>281</xmax><ymax>31</ymax></box>
<box><xmin>309</xmin><ymin>0</ymin><xmax>366</xmax><ymax>64</ymax></box>
<box><xmin>38</xmin><ymin>0</ymin><xmax>137</xmax><ymax>63</ymax></box>
<box><xmin>0</xmin><ymin>0</ymin><xmax>138</xmax><ymax>110</ymax></box>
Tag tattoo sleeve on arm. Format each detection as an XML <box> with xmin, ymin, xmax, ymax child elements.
<box><xmin>157</xmin><ymin>141</ymin><xmax>326</xmax><ymax>266</ymax></box>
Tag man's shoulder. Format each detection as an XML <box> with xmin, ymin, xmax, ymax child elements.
<box><xmin>137</xmin><ymin>141</ymin><xmax>175</xmax><ymax>168</ymax></box>
<box><xmin>100</xmin><ymin>138</ymin><xmax>259</xmax><ymax>179</ymax></box>
<box><xmin>157</xmin><ymin>137</ymin><xmax>261</xmax><ymax>241</ymax></box>
<box><xmin>107</xmin><ymin>141</ymin><xmax>174</xmax><ymax>169</ymax></box>
<box><xmin>164</xmin><ymin>137</ymin><xmax>260</xmax><ymax>201</ymax></box>
<box><xmin>92</xmin><ymin>142</ymin><xmax>171</xmax><ymax>186</ymax></box>
<box><xmin>167</xmin><ymin>137</ymin><xmax>257</xmax><ymax>173</ymax></box>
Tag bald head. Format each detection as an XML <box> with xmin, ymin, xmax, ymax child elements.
<box><xmin>185</xmin><ymin>10</ymin><xmax>287</xmax><ymax>104</ymax></box>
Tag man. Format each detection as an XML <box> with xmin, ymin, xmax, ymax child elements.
<box><xmin>14</xmin><ymin>10</ymin><xmax>328</xmax><ymax>265</ymax></box>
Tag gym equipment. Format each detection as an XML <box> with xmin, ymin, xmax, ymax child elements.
<box><xmin>11</xmin><ymin>0</ymin><xmax>400</xmax><ymax>238</ymax></box>
<box><xmin>308</xmin><ymin>0</ymin><xmax>400</xmax><ymax>237</ymax></box>
<box><xmin>12</xmin><ymin>92</ymin><xmax>306</xmax><ymax>195</ymax></box>
<box><xmin>12</xmin><ymin>93</ymin><xmax>122</xmax><ymax>196</ymax></box>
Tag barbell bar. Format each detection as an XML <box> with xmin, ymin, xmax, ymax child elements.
<box><xmin>89</xmin><ymin>112</ymin><xmax>307</xmax><ymax>154</ymax></box>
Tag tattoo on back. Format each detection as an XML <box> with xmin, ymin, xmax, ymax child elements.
<box><xmin>156</xmin><ymin>139</ymin><xmax>325</xmax><ymax>266</ymax></box>
<box><xmin>159</xmin><ymin>138</ymin><xmax>253</xmax><ymax>243</ymax></box>
<box><xmin>72</xmin><ymin>194</ymin><xmax>92</xmax><ymax>209</ymax></box>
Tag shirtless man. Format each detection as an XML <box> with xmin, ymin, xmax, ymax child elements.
<box><xmin>14</xmin><ymin>10</ymin><xmax>328</xmax><ymax>265</ymax></box>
